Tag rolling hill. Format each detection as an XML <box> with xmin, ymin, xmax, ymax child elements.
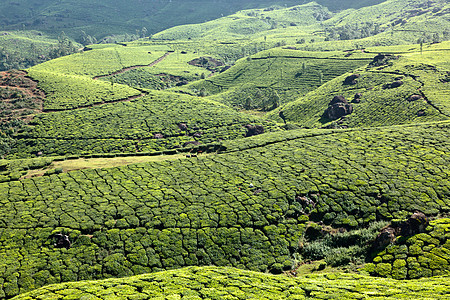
<box><xmin>0</xmin><ymin>0</ymin><xmax>449</xmax><ymax>299</ymax></box>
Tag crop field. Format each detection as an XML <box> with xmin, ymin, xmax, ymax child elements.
<box><xmin>0</xmin><ymin>121</ymin><xmax>449</xmax><ymax>297</ymax></box>
<box><xmin>268</xmin><ymin>44</ymin><xmax>450</xmax><ymax>128</ymax></box>
<box><xmin>10</xmin><ymin>90</ymin><xmax>276</xmax><ymax>158</ymax></box>
<box><xmin>175</xmin><ymin>49</ymin><xmax>374</xmax><ymax>108</ymax></box>
<box><xmin>151</xmin><ymin>2</ymin><xmax>328</xmax><ymax>41</ymax></box>
<box><xmin>26</xmin><ymin>69</ymin><xmax>142</xmax><ymax>110</ymax></box>
<box><xmin>27</xmin><ymin>45</ymin><xmax>169</xmax><ymax>77</ymax></box>
<box><xmin>11</xmin><ymin>266</ymin><xmax>450</xmax><ymax>300</ymax></box>
<box><xmin>0</xmin><ymin>0</ymin><xmax>449</xmax><ymax>299</ymax></box>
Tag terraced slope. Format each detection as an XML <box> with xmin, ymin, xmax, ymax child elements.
<box><xmin>1</xmin><ymin>121</ymin><xmax>449</xmax><ymax>298</ymax></box>
<box><xmin>10</xmin><ymin>90</ymin><xmax>274</xmax><ymax>158</ymax></box>
<box><xmin>10</xmin><ymin>266</ymin><xmax>450</xmax><ymax>300</ymax></box>
<box><xmin>152</xmin><ymin>2</ymin><xmax>329</xmax><ymax>41</ymax></box>
<box><xmin>174</xmin><ymin>49</ymin><xmax>374</xmax><ymax>109</ymax></box>
<box><xmin>269</xmin><ymin>42</ymin><xmax>450</xmax><ymax>128</ymax></box>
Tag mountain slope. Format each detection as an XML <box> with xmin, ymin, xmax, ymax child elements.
<box><xmin>268</xmin><ymin>42</ymin><xmax>450</xmax><ymax>128</ymax></box>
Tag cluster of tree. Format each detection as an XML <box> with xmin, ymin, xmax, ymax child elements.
<box><xmin>324</xmin><ymin>22</ymin><xmax>382</xmax><ymax>41</ymax></box>
<box><xmin>48</xmin><ymin>32</ymin><xmax>78</xmax><ymax>59</ymax></box>
<box><xmin>0</xmin><ymin>32</ymin><xmax>78</xmax><ymax>71</ymax></box>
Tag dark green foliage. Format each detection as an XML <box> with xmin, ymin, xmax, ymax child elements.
<box><xmin>367</xmin><ymin>218</ymin><xmax>450</xmax><ymax>279</ymax></box>
<box><xmin>301</xmin><ymin>221</ymin><xmax>388</xmax><ymax>266</ymax></box>
<box><xmin>0</xmin><ymin>31</ymin><xmax>80</xmax><ymax>71</ymax></box>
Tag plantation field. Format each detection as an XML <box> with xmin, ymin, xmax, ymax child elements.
<box><xmin>0</xmin><ymin>121</ymin><xmax>449</xmax><ymax>297</ymax></box>
<box><xmin>29</xmin><ymin>45</ymin><xmax>169</xmax><ymax>77</ymax></box>
<box><xmin>269</xmin><ymin>43</ymin><xmax>450</xmax><ymax>128</ymax></box>
<box><xmin>175</xmin><ymin>48</ymin><xmax>374</xmax><ymax>108</ymax></box>
<box><xmin>0</xmin><ymin>0</ymin><xmax>449</xmax><ymax>298</ymax></box>
<box><xmin>26</xmin><ymin>69</ymin><xmax>142</xmax><ymax>110</ymax></box>
<box><xmin>10</xmin><ymin>90</ymin><xmax>276</xmax><ymax>158</ymax></box>
<box><xmin>11</xmin><ymin>266</ymin><xmax>450</xmax><ymax>300</ymax></box>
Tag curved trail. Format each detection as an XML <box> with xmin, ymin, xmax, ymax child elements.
<box><xmin>93</xmin><ymin>52</ymin><xmax>171</xmax><ymax>80</ymax></box>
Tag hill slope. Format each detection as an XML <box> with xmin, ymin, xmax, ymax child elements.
<box><xmin>10</xmin><ymin>266</ymin><xmax>450</xmax><ymax>300</ymax></box>
<box><xmin>268</xmin><ymin>42</ymin><xmax>450</xmax><ymax>128</ymax></box>
<box><xmin>1</xmin><ymin>121</ymin><xmax>449</xmax><ymax>297</ymax></box>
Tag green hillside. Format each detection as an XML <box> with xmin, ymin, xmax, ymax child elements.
<box><xmin>268</xmin><ymin>42</ymin><xmax>450</xmax><ymax>128</ymax></box>
<box><xmin>1</xmin><ymin>122</ymin><xmax>449</xmax><ymax>297</ymax></box>
<box><xmin>173</xmin><ymin>48</ymin><xmax>374</xmax><ymax>109</ymax></box>
<box><xmin>0</xmin><ymin>31</ymin><xmax>80</xmax><ymax>71</ymax></box>
<box><xmin>0</xmin><ymin>0</ymin><xmax>449</xmax><ymax>299</ymax></box>
<box><xmin>11</xmin><ymin>266</ymin><xmax>450</xmax><ymax>300</ymax></box>
<box><xmin>0</xmin><ymin>1</ymin><xmax>387</xmax><ymax>39</ymax></box>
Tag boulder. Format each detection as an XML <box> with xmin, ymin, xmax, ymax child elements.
<box><xmin>326</xmin><ymin>96</ymin><xmax>353</xmax><ymax>120</ymax></box>
<box><xmin>178</xmin><ymin>123</ymin><xmax>188</xmax><ymax>131</ymax></box>
<box><xmin>372</xmin><ymin>211</ymin><xmax>428</xmax><ymax>251</ymax></box>
<box><xmin>153</xmin><ymin>133</ymin><xmax>164</xmax><ymax>139</ymax></box>
<box><xmin>54</xmin><ymin>234</ymin><xmax>71</xmax><ymax>249</ymax></box>
<box><xmin>244</xmin><ymin>125</ymin><xmax>264</xmax><ymax>137</ymax></box>
<box><xmin>352</xmin><ymin>93</ymin><xmax>363</xmax><ymax>103</ymax></box>
<box><xmin>343</xmin><ymin>74</ymin><xmax>360</xmax><ymax>85</ymax></box>
<box><xmin>384</xmin><ymin>80</ymin><xmax>403</xmax><ymax>89</ymax></box>
<box><xmin>370</xmin><ymin>53</ymin><xmax>399</xmax><ymax>67</ymax></box>
<box><xmin>183</xmin><ymin>141</ymin><xmax>201</xmax><ymax>147</ymax></box>
<box><xmin>408</xmin><ymin>94</ymin><xmax>422</xmax><ymax>101</ymax></box>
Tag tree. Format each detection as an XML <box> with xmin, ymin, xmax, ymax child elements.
<box><xmin>141</xmin><ymin>27</ymin><xmax>148</xmax><ymax>38</ymax></box>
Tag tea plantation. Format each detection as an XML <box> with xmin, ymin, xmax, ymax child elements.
<box><xmin>1</xmin><ymin>121</ymin><xmax>449</xmax><ymax>298</ymax></box>
<box><xmin>366</xmin><ymin>218</ymin><xmax>450</xmax><ymax>279</ymax></box>
<box><xmin>10</xmin><ymin>266</ymin><xmax>450</xmax><ymax>300</ymax></box>
<box><xmin>269</xmin><ymin>43</ymin><xmax>450</xmax><ymax>128</ymax></box>
<box><xmin>0</xmin><ymin>0</ymin><xmax>449</xmax><ymax>299</ymax></box>
<box><xmin>10</xmin><ymin>90</ymin><xmax>277</xmax><ymax>158</ymax></box>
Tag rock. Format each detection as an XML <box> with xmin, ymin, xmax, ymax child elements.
<box><xmin>329</xmin><ymin>95</ymin><xmax>348</xmax><ymax>105</ymax></box>
<box><xmin>183</xmin><ymin>141</ymin><xmax>201</xmax><ymax>147</ymax></box>
<box><xmin>54</xmin><ymin>233</ymin><xmax>71</xmax><ymax>249</ymax></box>
<box><xmin>153</xmin><ymin>133</ymin><xmax>164</xmax><ymax>139</ymax></box>
<box><xmin>244</xmin><ymin>125</ymin><xmax>264</xmax><ymax>137</ymax></box>
<box><xmin>384</xmin><ymin>80</ymin><xmax>403</xmax><ymax>89</ymax></box>
<box><xmin>193</xmin><ymin>132</ymin><xmax>202</xmax><ymax>138</ymax></box>
<box><xmin>401</xmin><ymin>211</ymin><xmax>428</xmax><ymax>236</ymax></box>
<box><xmin>417</xmin><ymin>110</ymin><xmax>426</xmax><ymax>117</ymax></box>
<box><xmin>370</xmin><ymin>53</ymin><xmax>399</xmax><ymax>67</ymax></box>
<box><xmin>343</xmin><ymin>74</ymin><xmax>360</xmax><ymax>85</ymax></box>
<box><xmin>408</xmin><ymin>94</ymin><xmax>422</xmax><ymax>101</ymax></box>
<box><xmin>372</xmin><ymin>211</ymin><xmax>428</xmax><ymax>251</ymax></box>
<box><xmin>352</xmin><ymin>93</ymin><xmax>363</xmax><ymax>103</ymax></box>
<box><xmin>178</xmin><ymin>123</ymin><xmax>188</xmax><ymax>131</ymax></box>
<box><xmin>373</xmin><ymin>227</ymin><xmax>397</xmax><ymax>250</ymax></box>
<box><xmin>326</xmin><ymin>96</ymin><xmax>353</xmax><ymax>120</ymax></box>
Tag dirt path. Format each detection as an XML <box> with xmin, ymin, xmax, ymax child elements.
<box><xmin>93</xmin><ymin>52</ymin><xmax>171</xmax><ymax>80</ymax></box>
